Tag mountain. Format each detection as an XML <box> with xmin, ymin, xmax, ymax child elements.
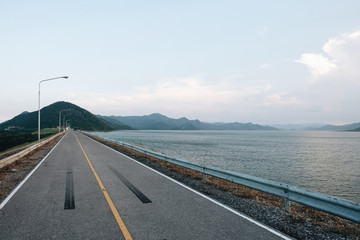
<box><xmin>103</xmin><ymin>113</ymin><xmax>200</xmax><ymax>130</ymax></box>
<box><xmin>269</xmin><ymin>123</ymin><xmax>325</xmax><ymax>130</ymax></box>
<box><xmin>0</xmin><ymin>101</ymin><xmax>132</xmax><ymax>131</ymax></box>
<box><xmin>96</xmin><ymin>115</ymin><xmax>134</xmax><ymax>130</ymax></box>
<box><xmin>211</xmin><ymin>122</ymin><xmax>277</xmax><ymax>130</ymax></box>
<box><xmin>311</xmin><ymin>122</ymin><xmax>360</xmax><ymax>131</ymax></box>
<box><xmin>350</xmin><ymin>127</ymin><xmax>360</xmax><ymax>132</ymax></box>
<box><xmin>103</xmin><ymin>113</ymin><xmax>278</xmax><ymax>130</ymax></box>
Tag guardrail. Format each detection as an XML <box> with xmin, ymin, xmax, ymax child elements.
<box><xmin>89</xmin><ymin>133</ymin><xmax>360</xmax><ymax>224</ymax></box>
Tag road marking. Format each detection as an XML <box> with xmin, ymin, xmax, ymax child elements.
<box><xmin>74</xmin><ymin>133</ymin><xmax>133</xmax><ymax>240</ymax></box>
<box><xmin>0</xmin><ymin>132</ymin><xmax>68</xmax><ymax>210</ymax></box>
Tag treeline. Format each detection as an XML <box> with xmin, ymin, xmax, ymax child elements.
<box><xmin>0</xmin><ymin>130</ymin><xmax>53</xmax><ymax>152</ymax></box>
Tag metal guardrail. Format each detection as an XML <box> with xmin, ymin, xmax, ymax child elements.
<box><xmin>90</xmin><ymin>134</ymin><xmax>360</xmax><ymax>223</ymax></box>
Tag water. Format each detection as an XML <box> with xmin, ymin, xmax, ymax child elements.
<box><xmin>93</xmin><ymin>130</ymin><xmax>360</xmax><ymax>203</ymax></box>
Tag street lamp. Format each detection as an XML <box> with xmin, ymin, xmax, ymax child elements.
<box><xmin>65</xmin><ymin>120</ymin><xmax>71</xmax><ymax>130</ymax></box>
<box><xmin>38</xmin><ymin>76</ymin><xmax>69</xmax><ymax>142</ymax></box>
<box><xmin>59</xmin><ymin>109</ymin><xmax>71</xmax><ymax>133</ymax></box>
<box><xmin>63</xmin><ymin>115</ymin><xmax>68</xmax><ymax>131</ymax></box>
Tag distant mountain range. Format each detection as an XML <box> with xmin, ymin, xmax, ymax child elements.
<box><xmin>269</xmin><ymin>123</ymin><xmax>325</xmax><ymax>130</ymax></box>
<box><xmin>269</xmin><ymin>123</ymin><xmax>360</xmax><ymax>131</ymax></box>
<box><xmin>99</xmin><ymin>113</ymin><xmax>278</xmax><ymax>130</ymax></box>
<box><xmin>307</xmin><ymin>123</ymin><xmax>360</xmax><ymax>131</ymax></box>
<box><xmin>1</xmin><ymin>101</ymin><xmax>359</xmax><ymax>132</ymax></box>
<box><xmin>0</xmin><ymin>102</ymin><xmax>277</xmax><ymax>131</ymax></box>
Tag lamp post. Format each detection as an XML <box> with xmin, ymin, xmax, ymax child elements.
<box><xmin>59</xmin><ymin>109</ymin><xmax>71</xmax><ymax>133</ymax></box>
<box><xmin>63</xmin><ymin>115</ymin><xmax>71</xmax><ymax>131</ymax></box>
<box><xmin>38</xmin><ymin>76</ymin><xmax>69</xmax><ymax>142</ymax></box>
<box><xmin>63</xmin><ymin>115</ymin><xmax>67</xmax><ymax>130</ymax></box>
<box><xmin>65</xmin><ymin>120</ymin><xmax>71</xmax><ymax>130</ymax></box>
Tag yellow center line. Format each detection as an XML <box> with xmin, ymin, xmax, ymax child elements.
<box><xmin>74</xmin><ymin>133</ymin><xmax>133</xmax><ymax>240</ymax></box>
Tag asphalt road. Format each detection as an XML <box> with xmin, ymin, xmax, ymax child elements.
<box><xmin>0</xmin><ymin>131</ymin><xmax>291</xmax><ymax>240</ymax></box>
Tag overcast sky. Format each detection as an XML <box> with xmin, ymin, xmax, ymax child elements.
<box><xmin>1</xmin><ymin>1</ymin><xmax>360</xmax><ymax>125</ymax></box>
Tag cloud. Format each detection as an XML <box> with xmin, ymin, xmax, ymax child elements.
<box><xmin>293</xmin><ymin>30</ymin><xmax>360</xmax><ymax>121</ymax></box>
<box><xmin>72</xmin><ymin>76</ymin><xmax>275</xmax><ymax>120</ymax></box>
<box><xmin>323</xmin><ymin>31</ymin><xmax>360</xmax><ymax>61</ymax></box>
<box><xmin>296</xmin><ymin>30</ymin><xmax>360</xmax><ymax>83</ymax></box>
<box><xmin>295</xmin><ymin>53</ymin><xmax>337</xmax><ymax>78</ymax></box>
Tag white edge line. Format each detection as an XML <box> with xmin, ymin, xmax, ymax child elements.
<box><xmin>84</xmin><ymin>133</ymin><xmax>294</xmax><ymax>240</ymax></box>
<box><xmin>0</xmin><ymin>132</ymin><xmax>68</xmax><ymax>210</ymax></box>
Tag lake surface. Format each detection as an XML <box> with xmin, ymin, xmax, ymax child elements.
<box><xmin>92</xmin><ymin>130</ymin><xmax>360</xmax><ymax>203</ymax></box>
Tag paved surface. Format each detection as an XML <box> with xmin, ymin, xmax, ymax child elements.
<box><xmin>0</xmin><ymin>131</ymin><xmax>290</xmax><ymax>239</ymax></box>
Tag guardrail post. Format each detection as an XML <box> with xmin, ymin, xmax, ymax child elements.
<box><xmin>284</xmin><ymin>198</ymin><xmax>290</xmax><ymax>211</ymax></box>
<box><xmin>203</xmin><ymin>173</ymin><xmax>207</xmax><ymax>181</ymax></box>
<box><xmin>202</xmin><ymin>167</ymin><xmax>207</xmax><ymax>181</ymax></box>
<box><xmin>284</xmin><ymin>186</ymin><xmax>290</xmax><ymax>211</ymax></box>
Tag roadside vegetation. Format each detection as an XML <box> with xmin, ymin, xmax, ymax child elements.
<box><xmin>0</xmin><ymin>128</ymin><xmax>58</xmax><ymax>153</ymax></box>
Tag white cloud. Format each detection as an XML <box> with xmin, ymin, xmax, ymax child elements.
<box><xmin>323</xmin><ymin>30</ymin><xmax>360</xmax><ymax>78</ymax></box>
<box><xmin>72</xmin><ymin>76</ymin><xmax>274</xmax><ymax>120</ymax></box>
<box><xmin>323</xmin><ymin>31</ymin><xmax>360</xmax><ymax>59</ymax></box>
<box><xmin>295</xmin><ymin>53</ymin><xmax>337</xmax><ymax>78</ymax></box>
<box><xmin>293</xmin><ymin>30</ymin><xmax>360</xmax><ymax>122</ymax></box>
<box><xmin>296</xmin><ymin>30</ymin><xmax>360</xmax><ymax>83</ymax></box>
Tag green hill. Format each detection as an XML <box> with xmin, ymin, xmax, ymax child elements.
<box><xmin>0</xmin><ymin>101</ymin><xmax>132</xmax><ymax>131</ymax></box>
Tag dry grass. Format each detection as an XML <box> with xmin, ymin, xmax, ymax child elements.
<box><xmin>88</xmin><ymin>134</ymin><xmax>360</xmax><ymax>239</ymax></box>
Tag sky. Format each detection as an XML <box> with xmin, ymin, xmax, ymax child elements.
<box><xmin>1</xmin><ymin>0</ymin><xmax>360</xmax><ymax>125</ymax></box>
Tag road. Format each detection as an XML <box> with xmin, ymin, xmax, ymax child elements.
<box><xmin>0</xmin><ymin>131</ymin><xmax>291</xmax><ymax>239</ymax></box>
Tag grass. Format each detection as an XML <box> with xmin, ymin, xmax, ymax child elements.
<box><xmin>0</xmin><ymin>128</ymin><xmax>59</xmax><ymax>159</ymax></box>
<box><xmin>39</xmin><ymin>128</ymin><xmax>59</xmax><ymax>134</ymax></box>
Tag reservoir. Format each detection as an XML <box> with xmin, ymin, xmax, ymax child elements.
<box><xmin>92</xmin><ymin>130</ymin><xmax>360</xmax><ymax>203</ymax></box>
